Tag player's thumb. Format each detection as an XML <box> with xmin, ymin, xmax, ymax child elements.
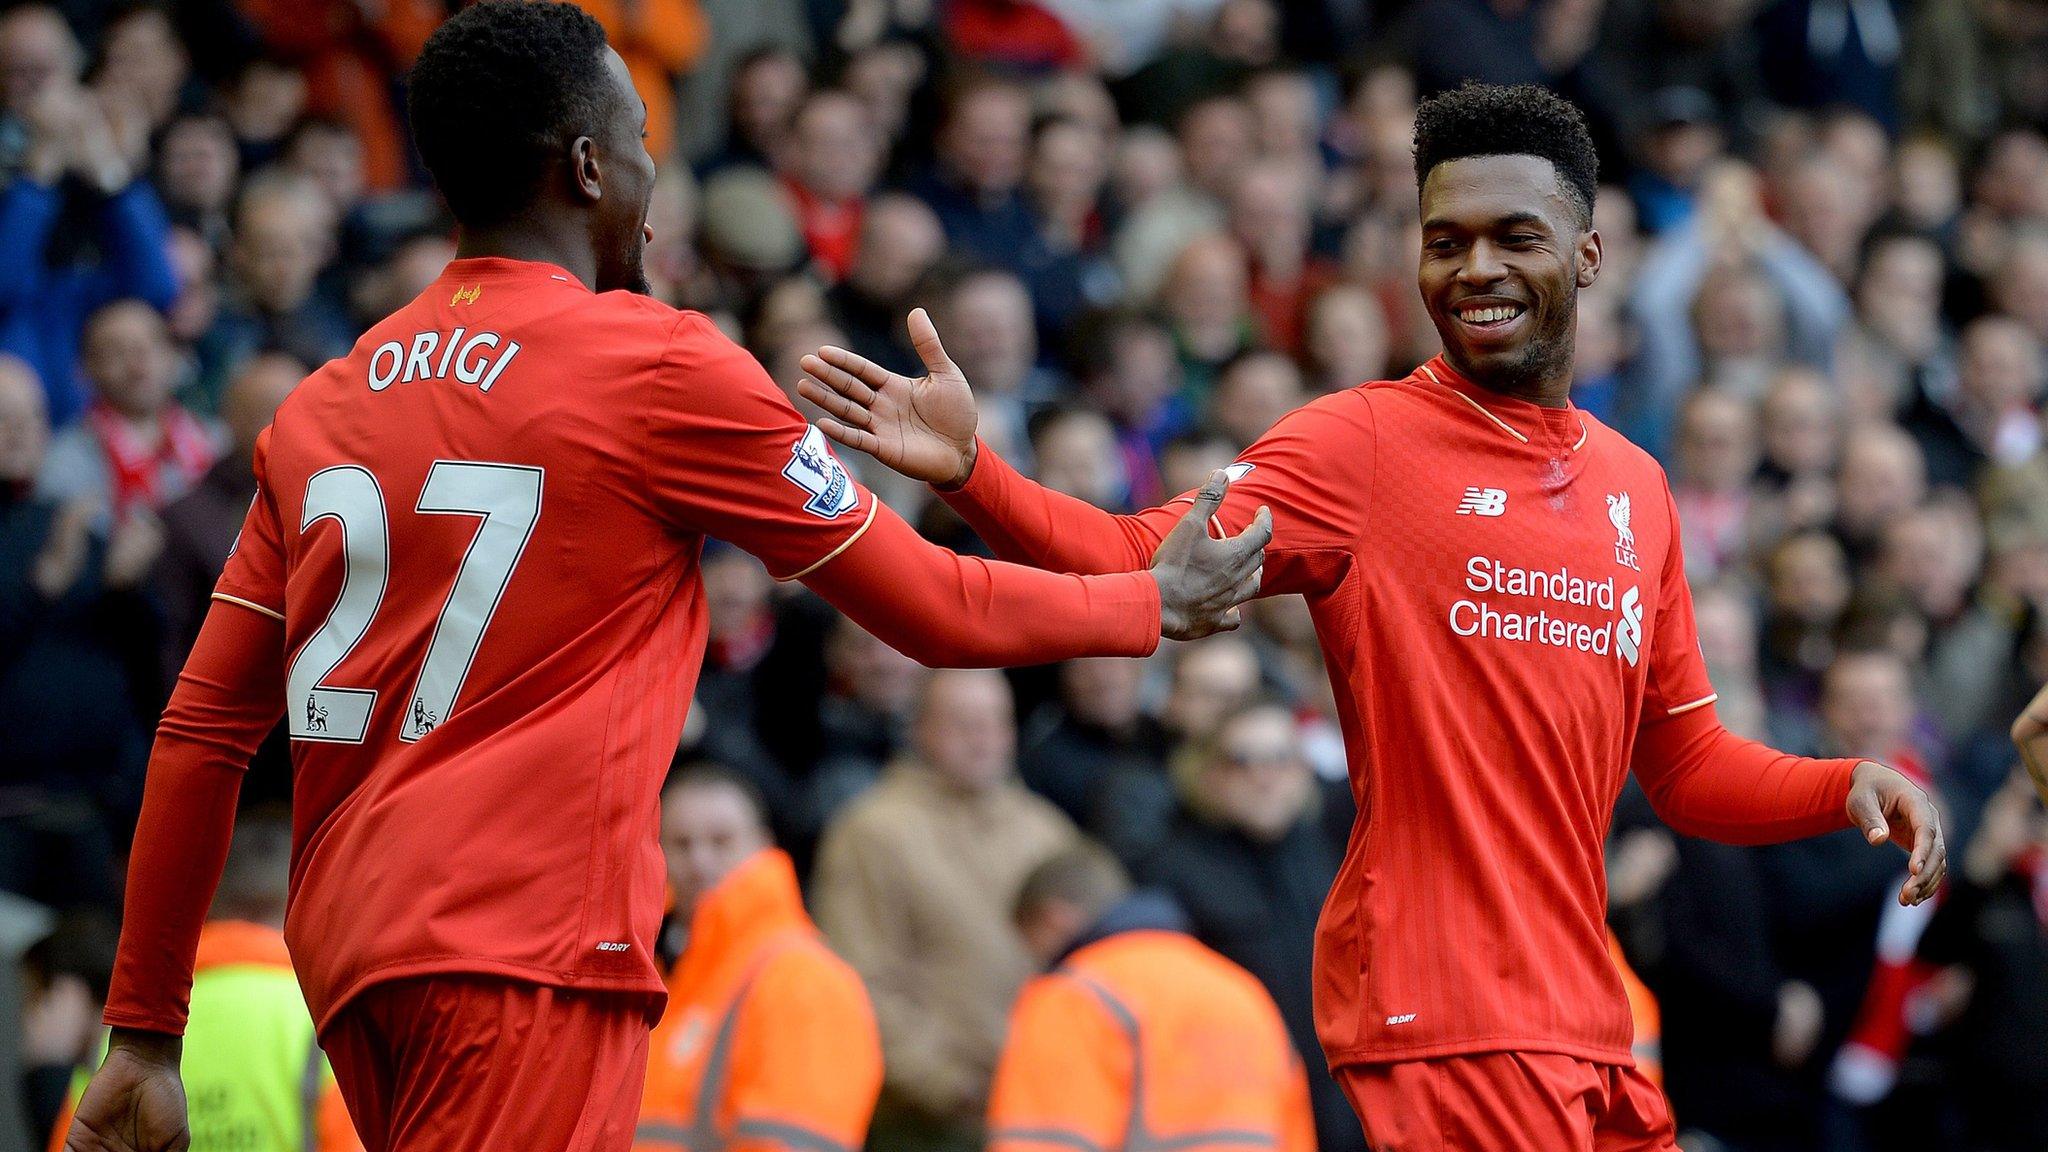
<box><xmin>908</xmin><ymin>308</ymin><xmax>957</xmax><ymax>377</ymax></box>
<box><xmin>1847</xmin><ymin>785</ymin><xmax>1889</xmax><ymax>845</ymax></box>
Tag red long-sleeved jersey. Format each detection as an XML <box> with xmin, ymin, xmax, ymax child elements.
<box><xmin>943</xmin><ymin>356</ymin><xmax>1858</xmax><ymax>1068</ymax></box>
<box><xmin>103</xmin><ymin>258</ymin><xmax>1161</xmax><ymax>1036</ymax></box>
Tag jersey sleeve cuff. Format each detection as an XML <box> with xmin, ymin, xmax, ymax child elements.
<box><xmin>210</xmin><ymin>591</ymin><xmax>285</xmax><ymax>621</ymax></box>
<box><xmin>783</xmin><ymin>500</ymin><xmax>880</xmax><ymax>581</ymax></box>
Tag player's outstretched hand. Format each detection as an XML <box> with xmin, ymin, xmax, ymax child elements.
<box><xmin>798</xmin><ymin>308</ymin><xmax>980</xmax><ymax>489</ymax></box>
<box><xmin>1845</xmin><ymin>761</ymin><xmax>1946</xmax><ymax>906</ymax></box>
<box><xmin>65</xmin><ymin>1031</ymin><xmax>189</xmax><ymax>1152</ymax></box>
<box><xmin>2008</xmin><ymin>680</ymin><xmax>2048</xmax><ymax>809</ymax></box>
<box><xmin>1150</xmin><ymin>470</ymin><xmax>1271</xmax><ymax>641</ymax></box>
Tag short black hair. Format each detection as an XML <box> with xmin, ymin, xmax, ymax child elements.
<box><xmin>662</xmin><ymin>760</ymin><xmax>771</xmax><ymax>835</ymax></box>
<box><xmin>1412</xmin><ymin>82</ymin><xmax>1599</xmax><ymax>228</ymax></box>
<box><xmin>406</xmin><ymin>1</ymin><xmax>613</xmax><ymax>228</ymax></box>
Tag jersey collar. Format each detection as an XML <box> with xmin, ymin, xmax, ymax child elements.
<box><xmin>1414</xmin><ymin>355</ymin><xmax>1588</xmax><ymax>452</ymax></box>
<box><xmin>434</xmin><ymin>256</ymin><xmax>593</xmax><ymax>293</ymax></box>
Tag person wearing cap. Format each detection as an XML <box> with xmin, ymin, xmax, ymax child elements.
<box><xmin>987</xmin><ymin>843</ymin><xmax>1316</xmax><ymax>1152</ymax></box>
<box><xmin>634</xmin><ymin>764</ymin><xmax>881</xmax><ymax>1152</ymax></box>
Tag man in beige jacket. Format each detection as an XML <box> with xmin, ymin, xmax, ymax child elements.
<box><xmin>812</xmin><ymin>668</ymin><xmax>1077</xmax><ymax>1152</ymax></box>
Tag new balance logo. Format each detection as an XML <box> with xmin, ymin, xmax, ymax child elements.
<box><xmin>1455</xmin><ymin>487</ymin><xmax>1507</xmax><ymax>517</ymax></box>
<box><xmin>1386</xmin><ymin>1013</ymin><xmax>1418</xmax><ymax>1026</ymax></box>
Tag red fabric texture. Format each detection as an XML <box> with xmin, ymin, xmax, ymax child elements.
<box><xmin>104</xmin><ymin>256</ymin><xmax>1161</xmax><ymax>1039</ymax></box>
<box><xmin>1336</xmin><ymin>1053</ymin><xmax>1678</xmax><ymax>1152</ymax></box>
<box><xmin>321</xmin><ymin>975</ymin><xmax>652</xmax><ymax>1152</ymax></box>
<box><xmin>943</xmin><ymin>355</ymin><xmax>1857</xmax><ymax>1067</ymax></box>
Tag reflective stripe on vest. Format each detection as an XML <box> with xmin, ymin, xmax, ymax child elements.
<box><xmin>634</xmin><ymin>938</ymin><xmax>855</xmax><ymax>1152</ymax></box>
<box><xmin>987</xmin><ymin>970</ymin><xmax>1280</xmax><ymax>1152</ymax></box>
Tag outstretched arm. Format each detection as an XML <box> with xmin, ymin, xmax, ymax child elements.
<box><xmin>2009</xmin><ymin>683</ymin><xmax>2048</xmax><ymax>809</ymax></box>
<box><xmin>800</xmin><ymin>310</ymin><xmax>1365</xmax><ymax>596</ymax></box>
<box><xmin>1631</xmin><ymin>704</ymin><xmax>1942</xmax><ymax>905</ymax></box>
<box><xmin>802</xmin><ymin>472</ymin><xmax>1267</xmax><ymax>664</ymax></box>
<box><xmin>70</xmin><ymin>597</ymin><xmax>284</xmax><ymax>1152</ymax></box>
<box><xmin>649</xmin><ymin>311</ymin><xmax>1267</xmax><ymax>656</ymax></box>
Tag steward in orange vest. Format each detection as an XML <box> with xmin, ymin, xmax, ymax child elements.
<box><xmin>635</xmin><ymin>765</ymin><xmax>882</xmax><ymax>1152</ymax></box>
<box><xmin>990</xmin><ymin>845</ymin><xmax>1316</xmax><ymax>1152</ymax></box>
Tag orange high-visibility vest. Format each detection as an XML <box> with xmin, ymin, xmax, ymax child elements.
<box><xmin>634</xmin><ymin>849</ymin><xmax>881</xmax><ymax>1152</ymax></box>
<box><xmin>989</xmin><ymin>929</ymin><xmax>1316</xmax><ymax>1152</ymax></box>
<box><xmin>1608</xmin><ymin>928</ymin><xmax>1663</xmax><ymax>1088</ymax></box>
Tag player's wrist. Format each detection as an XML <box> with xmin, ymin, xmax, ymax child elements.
<box><xmin>107</xmin><ymin>1026</ymin><xmax>182</xmax><ymax>1066</ymax></box>
<box><xmin>934</xmin><ymin>440</ymin><xmax>978</xmax><ymax>492</ymax></box>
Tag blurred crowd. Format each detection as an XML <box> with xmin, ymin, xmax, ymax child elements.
<box><xmin>3</xmin><ymin>0</ymin><xmax>2048</xmax><ymax>1150</ymax></box>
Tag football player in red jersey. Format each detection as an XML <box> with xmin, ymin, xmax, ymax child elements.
<box><xmin>798</xmin><ymin>83</ymin><xmax>1944</xmax><ymax>1152</ymax></box>
<box><xmin>65</xmin><ymin>5</ymin><xmax>1269</xmax><ymax>1152</ymax></box>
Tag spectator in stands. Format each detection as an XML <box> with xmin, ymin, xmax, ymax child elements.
<box><xmin>155</xmin><ymin>113</ymin><xmax>240</xmax><ymax>247</ymax></box>
<box><xmin>1905</xmin><ymin>314</ymin><xmax>2044</xmax><ymax>489</ymax></box>
<box><xmin>1836</xmin><ymin>423</ymin><xmax>1930</xmax><ymax>562</ymax></box>
<box><xmin>1302</xmin><ymin>284</ymin><xmax>1390</xmax><ymax>395</ymax></box>
<box><xmin>39</xmin><ymin>300</ymin><xmax>217</xmax><ymax>526</ymax></box>
<box><xmin>1918</xmin><ymin>771</ymin><xmax>2048</xmax><ymax>1151</ymax></box>
<box><xmin>637</xmin><ymin>766</ymin><xmax>880</xmax><ymax>1152</ymax></box>
<box><xmin>938</xmin><ymin>268</ymin><xmax>1061</xmax><ymax>464</ymax></box>
<box><xmin>910</xmin><ymin>78</ymin><xmax>1037</xmax><ymax>272</ymax></box>
<box><xmin>828</xmin><ymin>193</ymin><xmax>946</xmax><ymax>377</ymax></box>
<box><xmin>1758</xmin><ymin>652</ymin><xmax>1932</xmax><ymax>1139</ymax></box>
<box><xmin>1755</xmin><ymin>367</ymin><xmax>1841</xmax><ymax>543</ymax></box>
<box><xmin>813</xmin><ymin>670</ymin><xmax>1077</xmax><ymax>1152</ymax></box>
<box><xmin>1160</xmin><ymin>234</ymin><xmax>1256</xmax><ymax>406</ymax></box>
<box><xmin>199</xmin><ymin>173</ymin><xmax>352</xmax><ymax>407</ymax></box>
<box><xmin>1209</xmin><ymin>350</ymin><xmax>1305</xmax><ymax>452</ymax></box>
<box><xmin>1140</xmin><ymin>700</ymin><xmax>1356</xmax><ymax>1152</ymax></box>
<box><xmin>1232</xmin><ymin>163</ymin><xmax>1335</xmax><ymax>357</ymax></box>
<box><xmin>698</xmin><ymin>46</ymin><xmax>807</xmax><ymax>177</ymax></box>
<box><xmin>1029</xmin><ymin>407</ymin><xmax>1126</xmax><ymax>510</ymax></box>
<box><xmin>0</xmin><ymin>14</ymin><xmax>178</xmax><ymax>425</ymax></box>
<box><xmin>1019</xmin><ymin>657</ymin><xmax>1169</xmax><ymax>829</ymax></box>
<box><xmin>1670</xmin><ymin>388</ymin><xmax>1761</xmax><ymax>583</ymax></box>
<box><xmin>989</xmin><ymin>845</ymin><xmax>1315</xmax><ymax>1152</ymax></box>
<box><xmin>780</xmin><ymin>90</ymin><xmax>883</xmax><ymax>283</ymax></box>
<box><xmin>47</xmin><ymin>812</ymin><xmax>363</xmax><ymax>1151</ymax></box>
<box><xmin>151</xmin><ymin>351</ymin><xmax>302</xmax><ymax>684</ymax></box>
<box><xmin>1073</xmin><ymin>312</ymin><xmax>1180</xmax><ymax>494</ymax></box>
<box><xmin>1760</xmin><ymin>530</ymin><xmax>1854</xmax><ymax>730</ymax></box>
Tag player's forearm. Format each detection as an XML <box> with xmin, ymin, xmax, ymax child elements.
<box><xmin>103</xmin><ymin>601</ymin><xmax>284</xmax><ymax>1033</ymax></box>
<box><xmin>940</xmin><ymin>439</ymin><xmax>1174</xmax><ymax>575</ymax></box>
<box><xmin>804</xmin><ymin>501</ymin><xmax>1159</xmax><ymax>666</ymax></box>
<box><xmin>1632</xmin><ymin>705</ymin><xmax>1858</xmax><ymax>845</ymax></box>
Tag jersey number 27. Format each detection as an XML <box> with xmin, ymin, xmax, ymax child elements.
<box><xmin>286</xmin><ymin>460</ymin><xmax>543</xmax><ymax>745</ymax></box>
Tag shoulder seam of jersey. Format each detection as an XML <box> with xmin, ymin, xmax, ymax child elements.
<box><xmin>1666</xmin><ymin>692</ymin><xmax>1717</xmax><ymax>717</ymax></box>
<box><xmin>782</xmin><ymin>500</ymin><xmax>880</xmax><ymax>582</ymax></box>
<box><xmin>211</xmin><ymin>592</ymin><xmax>285</xmax><ymax>622</ymax></box>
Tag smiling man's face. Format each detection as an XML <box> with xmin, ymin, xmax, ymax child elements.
<box><xmin>1417</xmin><ymin>153</ymin><xmax>1600</xmax><ymax>398</ymax></box>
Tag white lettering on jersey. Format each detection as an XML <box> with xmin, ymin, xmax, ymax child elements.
<box><xmin>1455</xmin><ymin>486</ymin><xmax>1507</xmax><ymax>517</ymax></box>
<box><xmin>367</xmin><ymin>329</ymin><xmax>520</xmax><ymax>393</ymax></box>
<box><xmin>1386</xmin><ymin>1013</ymin><xmax>1417</xmax><ymax>1026</ymax></box>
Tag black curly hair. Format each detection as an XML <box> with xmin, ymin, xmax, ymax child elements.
<box><xmin>406</xmin><ymin>1</ymin><xmax>614</xmax><ymax>228</ymax></box>
<box><xmin>1412</xmin><ymin>82</ymin><xmax>1599</xmax><ymax>228</ymax></box>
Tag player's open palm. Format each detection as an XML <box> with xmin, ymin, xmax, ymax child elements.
<box><xmin>65</xmin><ymin>1041</ymin><xmax>190</xmax><ymax>1152</ymax></box>
<box><xmin>798</xmin><ymin>308</ymin><xmax>980</xmax><ymax>489</ymax></box>
<box><xmin>1151</xmin><ymin>471</ymin><xmax>1272</xmax><ymax>641</ymax></box>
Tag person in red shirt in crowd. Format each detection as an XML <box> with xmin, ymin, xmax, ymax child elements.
<box><xmin>778</xmin><ymin>90</ymin><xmax>884</xmax><ymax>283</ymax></box>
<box><xmin>798</xmin><ymin>82</ymin><xmax>1944</xmax><ymax>1151</ymax></box>
<box><xmin>64</xmin><ymin>5</ymin><xmax>1268</xmax><ymax>1152</ymax></box>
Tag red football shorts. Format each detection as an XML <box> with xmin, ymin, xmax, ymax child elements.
<box><xmin>320</xmin><ymin>974</ymin><xmax>655</xmax><ymax>1152</ymax></box>
<box><xmin>1336</xmin><ymin>1052</ymin><xmax>1678</xmax><ymax>1152</ymax></box>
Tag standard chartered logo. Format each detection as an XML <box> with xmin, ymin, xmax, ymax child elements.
<box><xmin>1448</xmin><ymin>555</ymin><xmax>1642</xmax><ymax>666</ymax></box>
<box><xmin>1615</xmin><ymin>586</ymin><xmax>1643</xmax><ymax>666</ymax></box>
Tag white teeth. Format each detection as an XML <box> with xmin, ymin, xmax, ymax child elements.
<box><xmin>1460</xmin><ymin>306</ymin><xmax>1520</xmax><ymax>324</ymax></box>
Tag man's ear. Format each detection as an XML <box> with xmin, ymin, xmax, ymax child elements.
<box><xmin>571</xmin><ymin>135</ymin><xmax>603</xmax><ymax>204</ymax></box>
<box><xmin>1577</xmin><ymin>227</ymin><xmax>1602</xmax><ymax>290</ymax></box>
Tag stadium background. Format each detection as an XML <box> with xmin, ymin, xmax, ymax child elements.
<box><xmin>2</xmin><ymin>0</ymin><xmax>2047</xmax><ymax>1149</ymax></box>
